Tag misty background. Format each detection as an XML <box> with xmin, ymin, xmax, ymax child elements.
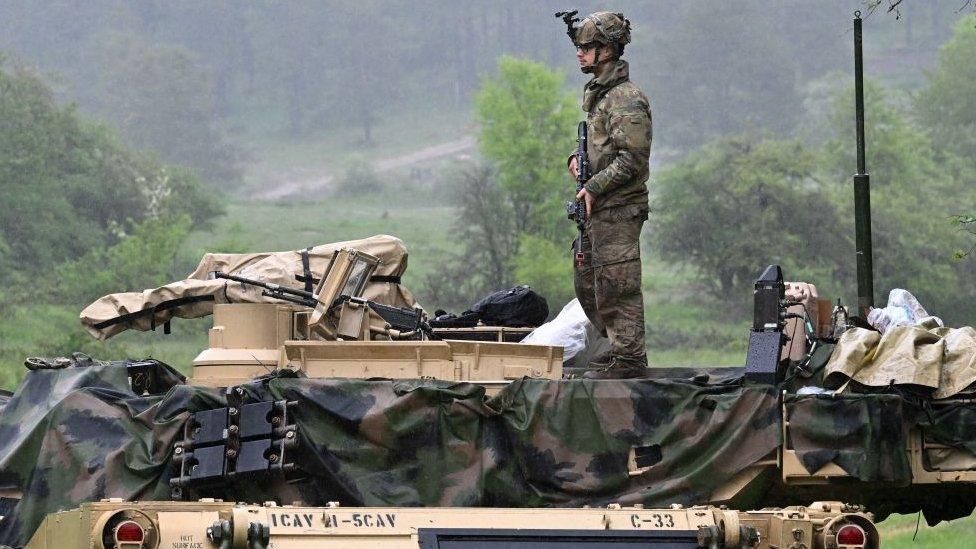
<box><xmin>1</xmin><ymin>0</ymin><xmax>974</xmax><ymax>388</ymax></box>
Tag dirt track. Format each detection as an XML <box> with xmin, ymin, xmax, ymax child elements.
<box><xmin>258</xmin><ymin>136</ymin><xmax>475</xmax><ymax>200</ymax></box>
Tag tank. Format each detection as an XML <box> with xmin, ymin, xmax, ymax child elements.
<box><xmin>0</xmin><ymin>235</ymin><xmax>973</xmax><ymax>549</ymax></box>
<box><xmin>1</xmin><ymin>12</ymin><xmax>971</xmax><ymax>549</ymax></box>
<box><xmin>22</xmin><ymin>500</ymin><xmax>880</xmax><ymax>549</ymax></box>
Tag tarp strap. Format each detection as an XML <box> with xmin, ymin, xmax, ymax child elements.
<box><xmin>93</xmin><ymin>295</ymin><xmax>216</xmax><ymax>330</ymax></box>
<box><xmin>295</xmin><ymin>247</ymin><xmax>319</xmax><ymax>291</ymax></box>
<box><xmin>370</xmin><ymin>275</ymin><xmax>401</xmax><ymax>284</ymax></box>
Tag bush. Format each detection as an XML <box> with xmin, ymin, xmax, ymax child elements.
<box><xmin>652</xmin><ymin>134</ymin><xmax>845</xmax><ymax>301</ymax></box>
<box><xmin>51</xmin><ymin>214</ymin><xmax>193</xmax><ymax>306</ymax></box>
<box><xmin>334</xmin><ymin>156</ymin><xmax>384</xmax><ymax>195</ymax></box>
<box><xmin>0</xmin><ymin>58</ymin><xmax>221</xmax><ymax>308</ymax></box>
<box><xmin>822</xmin><ymin>81</ymin><xmax>976</xmax><ymax>324</ymax></box>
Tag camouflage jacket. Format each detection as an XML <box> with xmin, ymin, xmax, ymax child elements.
<box><xmin>577</xmin><ymin>60</ymin><xmax>652</xmax><ymax>212</ymax></box>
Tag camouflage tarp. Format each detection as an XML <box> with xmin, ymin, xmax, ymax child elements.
<box><xmin>264</xmin><ymin>376</ymin><xmax>780</xmax><ymax>508</ymax></box>
<box><xmin>784</xmin><ymin>394</ymin><xmax>911</xmax><ymax>482</ymax></box>
<box><xmin>0</xmin><ymin>358</ymin><xmax>218</xmax><ymax>547</ymax></box>
<box><xmin>0</xmin><ymin>360</ymin><xmax>779</xmax><ymax>546</ymax></box>
<box><xmin>79</xmin><ymin>234</ymin><xmax>420</xmax><ymax>340</ymax></box>
<box><xmin>3</xmin><ymin>359</ymin><xmax>976</xmax><ymax>546</ymax></box>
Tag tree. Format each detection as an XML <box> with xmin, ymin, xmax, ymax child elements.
<box><xmin>952</xmin><ymin>215</ymin><xmax>976</xmax><ymax>259</ymax></box>
<box><xmin>635</xmin><ymin>0</ymin><xmax>815</xmax><ymax>151</ymax></box>
<box><xmin>85</xmin><ymin>33</ymin><xmax>242</xmax><ymax>186</ymax></box>
<box><xmin>476</xmin><ymin>57</ymin><xmax>578</xmax><ymax>305</ymax></box>
<box><xmin>864</xmin><ymin>0</ymin><xmax>975</xmax><ymax>18</ymax></box>
<box><xmin>475</xmin><ymin>56</ymin><xmax>578</xmax><ymax>239</ymax></box>
<box><xmin>422</xmin><ymin>163</ymin><xmax>518</xmax><ymax>312</ymax></box>
<box><xmin>424</xmin><ymin>57</ymin><xmax>578</xmax><ymax>310</ymax></box>
<box><xmin>0</xmin><ymin>58</ymin><xmax>220</xmax><ymax>304</ymax></box>
<box><xmin>822</xmin><ymin>80</ymin><xmax>975</xmax><ymax>323</ymax></box>
<box><xmin>53</xmin><ymin>214</ymin><xmax>194</xmax><ymax>305</ymax></box>
<box><xmin>652</xmin><ymin>134</ymin><xmax>845</xmax><ymax>301</ymax></box>
<box><xmin>915</xmin><ymin>14</ymin><xmax>976</xmax><ymax>169</ymax></box>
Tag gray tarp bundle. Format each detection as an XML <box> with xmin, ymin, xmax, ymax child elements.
<box><xmin>79</xmin><ymin>235</ymin><xmax>420</xmax><ymax>340</ymax></box>
<box><xmin>825</xmin><ymin>325</ymin><xmax>976</xmax><ymax>398</ymax></box>
<box><xmin>3</xmin><ymin>358</ymin><xmax>976</xmax><ymax>547</ymax></box>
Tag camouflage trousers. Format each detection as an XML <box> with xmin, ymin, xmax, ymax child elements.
<box><xmin>573</xmin><ymin>204</ymin><xmax>648</xmax><ymax>362</ymax></box>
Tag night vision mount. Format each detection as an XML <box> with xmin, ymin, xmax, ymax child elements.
<box><xmin>554</xmin><ymin>10</ymin><xmax>580</xmax><ymax>42</ymax></box>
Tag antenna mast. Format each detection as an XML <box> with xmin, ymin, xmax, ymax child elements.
<box><xmin>853</xmin><ymin>10</ymin><xmax>875</xmax><ymax>316</ymax></box>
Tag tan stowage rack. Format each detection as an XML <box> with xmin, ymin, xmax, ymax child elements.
<box><xmin>25</xmin><ymin>500</ymin><xmax>878</xmax><ymax>549</ymax></box>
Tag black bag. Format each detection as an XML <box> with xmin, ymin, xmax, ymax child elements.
<box><xmin>470</xmin><ymin>286</ymin><xmax>549</xmax><ymax>328</ymax></box>
<box><xmin>429</xmin><ymin>310</ymin><xmax>481</xmax><ymax>329</ymax></box>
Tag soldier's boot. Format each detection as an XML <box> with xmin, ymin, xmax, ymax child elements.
<box><xmin>582</xmin><ymin>355</ymin><xmax>647</xmax><ymax>380</ymax></box>
<box><xmin>586</xmin><ymin>349</ymin><xmax>613</xmax><ymax>369</ymax></box>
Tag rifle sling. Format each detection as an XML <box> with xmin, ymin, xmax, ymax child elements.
<box><xmin>294</xmin><ymin>247</ymin><xmax>319</xmax><ymax>291</ymax></box>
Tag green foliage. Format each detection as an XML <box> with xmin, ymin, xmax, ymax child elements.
<box><xmin>421</xmin><ymin>163</ymin><xmax>516</xmax><ymax>312</ymax></box>
<box><xmin>52</xmin><ymin>214</ymin><xmax>193</xmax><ymax>306</ymax></box>
<box><xmin>424</xmin><ymin>58</ymin><xmax>577</xmax><ymax>310</ymax></box>
<box><xmin>951</xmin><ymin>214</ymin><xmax>976</xmax><ymax>259</ymax></box>
<box><xmin>512</xmin><ymin>235</ymin><xmax>574</xmax><ymax>309</ymax></box>
<box><xmin>431</xmin><ymin>56</ymin><xmax>579</xmax><ymax>309</ymax></box>
<box><xmin>915</xmin><ymin>14</ymin><xmax>976</xmax><ymax>168</ymax></box>
<box><xmin>652</xmin><ymin>134</ymin><xmax>844</xmax><ymax>300</ymax></box>
<box><xmin>475</xmin><ymin>56</ymin><xmax>578</xmax><ymax>241</ymax></box>
<box><xmin>0</xmin><ymin>62</ymin><xmax>129</xmax><ymax>272</ymax></box>
<box><xmin>822</xmin><ymin>81</ymin><xmax>975</xmax><ymax>322</ymax></box>
<box><xmin>0</xmin><ymin>58</ymin><xmax>220</xmax><ymax>307</ymax></box>
<box><xmin>633</xmin><ymin>0</ymin><xmax>852</xmax><ymax>150</ymax></box>
<box><xmin>335</xmin><ymin>156</ymin><xmax>383</xmax><ymax>195</ymax></box>
<box><xmin>84</xmin><ymin>33</ymin><xmax>242</xmax><ymax>186</ymax></box>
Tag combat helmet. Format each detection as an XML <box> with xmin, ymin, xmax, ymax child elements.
<box><xmin>556</xmin><ymin>10</ymin><xmax>631</xmax><ymax>54</ymax></box>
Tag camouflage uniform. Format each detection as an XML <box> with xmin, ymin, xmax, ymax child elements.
<box><xmin>573</xmin><ymin>58</ymin><xmax>652</xmax><ymax>369</ymax></box>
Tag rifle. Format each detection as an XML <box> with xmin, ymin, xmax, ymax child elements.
<box><xmin>214</xmin><ymin>271</ymin><xmax>317</xmax><ymax>307</ymax></box>
<box><xmin>213</xmin><ymin>271</ymin><xmax>431</xmax><ymax>339</ymax></box>
<box><xmin>566</xmin><ymin>121</ymin><xmax>590</xmax><ymax>267</ymax></box>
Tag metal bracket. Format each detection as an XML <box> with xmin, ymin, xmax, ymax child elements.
<box><xmin>170</xmin><ymin>386</ymin><xmax>300</xmax><ymax>500</ymax></box>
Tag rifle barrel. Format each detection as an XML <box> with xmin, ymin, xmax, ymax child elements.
<box><xmin>214</xmin><ymin>272</ymin><xmax>316</xmax><ymax>300</ymax></box>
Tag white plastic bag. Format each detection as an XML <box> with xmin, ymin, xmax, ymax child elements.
<box><xmin>522</xmin><ymin>298</ymin><xmax>589</xmax><ymax>361</ymax></box>
<box><xmin>867</xmin><ymin>289</ymin><xmax>944</xmax><ymax>334</ymax></box>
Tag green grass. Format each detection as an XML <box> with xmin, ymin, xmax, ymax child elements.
<box><xmin>642</xmin><ymin>258</ymin><xmax>748</xmax><ymax>367</ymax></box>
<box><xmin>0</xmin><ymin>187</ymin><xmax>755</xmax><ymax>388</ymax></box>
<box><xmin>878</xmin><ymin>512</ymin><xmax>976</xmax><ymax>547</ymax></box>
<box><xmin>183</xmin><ymin>190</ymin><xmax>459</xmax><ymax>293</ymax></box>
<box><xmin>236</xmin><ymin>106</ymin><xmax>474</xmax><ymax>192</ymax></box>
<box><xmin>0</xmin><ymin>304</ymin><xmax>208</xmax><ymax>389</ymax></box>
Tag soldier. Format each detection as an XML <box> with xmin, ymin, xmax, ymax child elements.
<box><xmin>566</xmin><ymin>11</ymin><xmax>652</xmax><ymax>379</ymax></box>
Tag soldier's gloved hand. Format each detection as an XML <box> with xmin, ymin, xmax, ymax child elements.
<box><xmin>576</xmin><ymin>187</ymin><xmax>594</xmax><ymax>217</ymax></box>
<box><xmin>568</xmin><ymin>156</ymin><xmax>580</xmax><ymax>179</ymax></box>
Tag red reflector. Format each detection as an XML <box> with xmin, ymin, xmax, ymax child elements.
<box><xmin>837</xmin><ymin>524</ymin><xmax>865</xmax><ymax>546</ymax></box>
<box><xmin>115</xmin><ymin>521</ymin><xmax>145</xmax><ymax>543</ymax></box>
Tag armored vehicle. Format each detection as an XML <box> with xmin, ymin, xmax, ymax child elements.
<box><xmin>0</xmin><ymin>11</ymin><xmax>972</xmax><ymax>549</ymax></box>
<box><xmin>0</xmin><ymin>231</ymin><xmax>970</xmax><ymax>548</ymax></box>
<box><xmin>23</xmin><ymin>500</ymin><xmax>879</xmax><ymax>549</ymax></box>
